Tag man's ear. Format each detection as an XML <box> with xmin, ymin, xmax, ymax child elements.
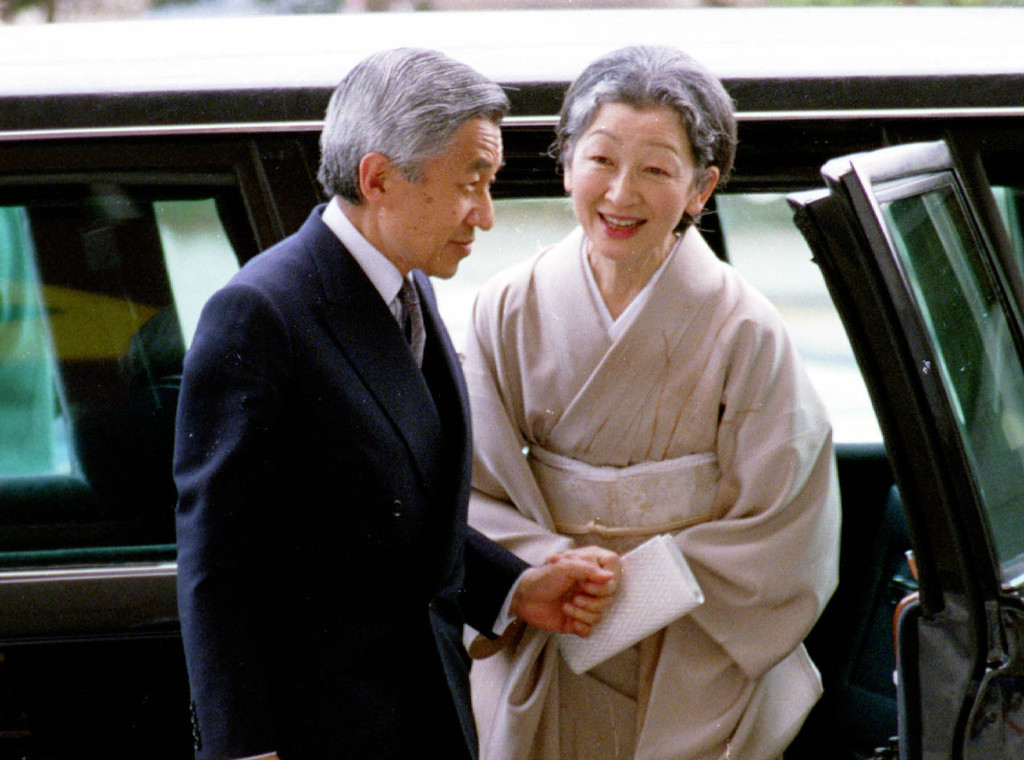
<box><xmin>358</xmin><ymin>152</ymin><xmax>393</xmax><ymax>205</ymax></box>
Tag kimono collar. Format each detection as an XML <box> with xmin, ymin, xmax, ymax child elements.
<box><xmin>581</xmin><ymin>232</ymin><xmax>683</xmax><ymax>340</ymax></box>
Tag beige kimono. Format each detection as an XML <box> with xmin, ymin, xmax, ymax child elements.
<box><xmin>464</xmin><ymin>227</ymin><xmax>841</xmax><ymax>760</ymax></box>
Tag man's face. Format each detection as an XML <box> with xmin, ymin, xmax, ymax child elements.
<box><xmin>378</xmin><ymin>117</ymin><xmax>503</xmax><ymax>279</ymax></box>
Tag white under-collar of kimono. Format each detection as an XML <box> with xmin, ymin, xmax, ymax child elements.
<box><xmin>580</xmin><ymin>233</ymin><xmax>683</xmax><ymax>340</ymax></box>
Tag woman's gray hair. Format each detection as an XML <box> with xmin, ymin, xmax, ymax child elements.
<box><xmin>318</xmin><ymin>48</ymin><xmax>509</xmax><ymax>204</ymax></box>
<box><xmin>555</xmin><ymin>45</ymin><xmax>737</xmax><ymax>191</ymax></box>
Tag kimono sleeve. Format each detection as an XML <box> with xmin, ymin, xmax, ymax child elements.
<box><xmin>463</xmin><ymin>276</ymin><xmax>574</xmax><ymax>568</ymax></box>
<box><xmin>679</xmin><ymin>302</ymin><xmax>841</xmax><ymax>680</ymax></box>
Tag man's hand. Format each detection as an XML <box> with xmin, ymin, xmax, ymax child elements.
<box><xmin>511</xmin><ymin>546</ymin><xmax>621</xmax><ymax>637</ymax></box>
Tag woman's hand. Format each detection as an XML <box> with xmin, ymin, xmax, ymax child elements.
<box><xmin>549</xmin><ymin>546</ymin><xmax>623</xmax><ymax>632</ymax></box>
<box><xmin>511</xmin><ymin>546</ymin><xmax>622</xmax><ymax>637</ymax></box>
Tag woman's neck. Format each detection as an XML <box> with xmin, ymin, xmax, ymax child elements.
<box><xmin>586</xmin><ymin>236</ymin><xmax>677</xmax><ymax>320</ymax></box>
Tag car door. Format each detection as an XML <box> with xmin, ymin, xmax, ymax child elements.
<box><xmin>789</xmin><ymin>140</ymin><xmax>1024</xmax><ymax>760</ymax></box>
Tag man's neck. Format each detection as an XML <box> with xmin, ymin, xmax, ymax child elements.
<box><xmin>340</xmin><ymin>197</ymin><xmax>409</xmax><ymax>276</ymax></box>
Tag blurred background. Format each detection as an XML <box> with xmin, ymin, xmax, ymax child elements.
<box><xmin>1</xmin><ymin>0</ymin><xmax>1019</xmax><ymax>25</ymax></box>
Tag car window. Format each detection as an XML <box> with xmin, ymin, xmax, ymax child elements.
<box><xmin>993</xmin><ymin>186</ymin><xmax>1024</xmax><ymax>272</ymax></box>
<box><xmin>880</xmin><ymin>175</ymin><xmax>1024</xmax><ymax>584</ymax></box>
<box><xmin>717</xmin><ymin>193</ymin><xmax>881</xmax><ymax>444</ymax></box>
<box><xmin>156</xmin><ymin>199</ymin><xmax>243</xmax><ymax>348</ymax></box>
<box><xmin>0</xmin><ymin>206</ymin><xmax>67</xmax><ymax>476</ymax></box>
<box><xmin>434</xmin><ymin>193</ymin><xmax>882</xmax><ymax>445</ymax></box>
<box><xmin>0</xmin><ymin>179</ymin><xmax>242</xmax><ymax>553</ymax></box>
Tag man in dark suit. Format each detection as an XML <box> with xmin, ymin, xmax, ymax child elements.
<box><xmin>174</xmin><ymin>48</ymin><xmax>619</xmax><ymax>760</ymax></box>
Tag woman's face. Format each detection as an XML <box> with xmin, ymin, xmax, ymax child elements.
<box><xmin>564</xmin><ymin>102</ymin><xmax>718</xmax><ymax>268</ymax></box>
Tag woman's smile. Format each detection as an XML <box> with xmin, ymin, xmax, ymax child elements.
<box><xmin>600</xmin><ymin>212</ymin><xmax>646</xmax><ymax>235</ymax></box>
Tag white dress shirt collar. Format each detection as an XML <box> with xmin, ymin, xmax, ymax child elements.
<box><xmin>321</xmin><ymin>196</ymin><xmax>405</xmax><ymax>308</ymax></box>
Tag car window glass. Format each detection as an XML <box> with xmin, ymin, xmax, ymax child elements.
<box><xmin>0</xmin><ymin>181</ymin><xmax>241</xmax><ymax>551</ymax></box>
<box><xmin>881</xmin><ymin>177</ymin><xmax>1024</xmax><ymax>584</ymax></box>
<box><xmin>992</xmin><ymin>186</ymin><xmax>1024</xmax><ymax>272</ymax></box>
<box><xmin>716</xmin><ymin>193</ymin><xmax>881</xmax><ymax>444</ymax></box>
<box><xmin>155</xmin><ymin>199</ymin><xmax>242</xmax><ymax>348</ymax></box>
<box><xmin>0</xmin><ymin>206</ymin><xmax>69</xmax><ymax>477</ymax></box>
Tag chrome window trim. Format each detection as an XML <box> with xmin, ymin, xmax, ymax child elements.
<box><xmin>739</xmin><ymin>107</ymin><xmax>1024</xmax><ymax>122</ymax></box>
<box><xmin>510</xmin><ymin>108</ymin><xmax>1024</xmax><ymax>127</ymax></box>
<box><xmin>3</xmin><ymin>106</ymin><xmax>1024</xmax><ymax>143</ymax></box>
<box><xmin>0</xmin><ymin>561</ymin><xmax>176</xmax><ymax>584</ymax></box>
<box><xmin>0</xmin><ymin>120</ymin><xmax>325</xmax><ymax>143</ymax></box>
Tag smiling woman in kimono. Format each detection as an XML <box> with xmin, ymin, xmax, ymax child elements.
<box><xmin>464</xmin><ymin>46</ymin><xmax>841</xmax><ymax>760</ymax></box>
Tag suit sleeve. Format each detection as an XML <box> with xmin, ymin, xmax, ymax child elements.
<box><xmin>461</xmin><ymin>525</ymin><xmax>530</xmax><ymax>637</ymax></box>
<box><xmin>412</xmin><ymin>269</ymin><xmax>533</xmax><ymax>638</ymax></box>
<box><xmin>174</xmin><ymin>283</ymin><xmax>290</xmax><ymax>759</ymax></box>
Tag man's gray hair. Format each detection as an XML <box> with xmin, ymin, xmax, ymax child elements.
<box><xmin>318</xmin><ymin>48</ymin><xmax>509</xmax><ymax>204</ymax></box>
<box><xmin>555</xmin><ymin>45</ymin><xmax>737</xmax><ymax>187</ymax></box>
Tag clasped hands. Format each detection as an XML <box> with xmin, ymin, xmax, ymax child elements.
<box><xmin>510</xmin><ymin>546</ymin><xmax>622</xmax><ymax>638</ymax></box>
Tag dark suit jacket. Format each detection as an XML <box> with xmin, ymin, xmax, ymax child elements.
<box><xmin>174</xmin><ymin>206</ymin><xmax>528</xmax><ymax>760</ymax></box>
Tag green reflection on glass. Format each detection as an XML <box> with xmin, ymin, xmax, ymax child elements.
<box><xmin>0</xmin><ymin>206</ymin><xmax>67</xmax><ymax>477</ymax></box>
<box><xmin>883</xmin><ymin>181</ymin><xmax>1024</xmax><ymax>582</ymax></box>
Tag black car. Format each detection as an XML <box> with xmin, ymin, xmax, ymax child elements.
<box><xmin>1</xmin><ymin>7</ymin><xmax>1023</xmax><ymax>759</ymax></box>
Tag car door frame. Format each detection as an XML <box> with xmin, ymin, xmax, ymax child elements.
<box><xmin>789</xmin><ymin>138</ymin><xmax>1024</xmax><ymax>760</ymax></box>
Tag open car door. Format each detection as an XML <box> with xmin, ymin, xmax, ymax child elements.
<box><xmin>789</xmin><ymin>140</ymin><xmax>1024</xmax><ymax>760</ymax></box>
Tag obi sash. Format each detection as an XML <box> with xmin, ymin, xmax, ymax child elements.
<box><xmin>528</xmin><ymin>445</ymin><xmax>721</xmax><ymax>552</ymax></box>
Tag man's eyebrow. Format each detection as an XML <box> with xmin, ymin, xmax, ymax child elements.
<box><xmin>470</xmin><ymin>157</ymin><xmax>504</xmax><ymax>172</ymax></box>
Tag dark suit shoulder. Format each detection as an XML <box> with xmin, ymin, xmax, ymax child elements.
<box><xmin>231</xmin><ymin>206</ymin><xmax>377</xmax><ymax>319</ymax></box>
<box><xmin>232</xmin><ymin>220</ymin><xmax>325</xmax><ymax>302</ymax></box>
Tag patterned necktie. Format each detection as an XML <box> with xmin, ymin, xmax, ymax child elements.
<box><xmin>397</xmin><ymin>276</ymin><xmax>426</xmax><ymax>367</ymax></box>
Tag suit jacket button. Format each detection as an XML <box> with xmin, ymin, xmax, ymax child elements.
<box><xmin>391</xmin><ymin>499</ymin><xmax>404</xmax><ymax>517</ymax></box>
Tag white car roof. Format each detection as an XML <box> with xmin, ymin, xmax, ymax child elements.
<box><xmin>1</xmin><ymin>7</ymin><xmax>1022</xmax><ymax>97</ymax></box>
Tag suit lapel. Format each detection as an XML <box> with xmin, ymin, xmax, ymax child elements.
<box><xmin>414</xmin><ymin>269</ymin><xmax>473</xmax><ymax>515</ymax></box>
<box><xmin>413</xmin><ymin>269</ymin><xmax>469</xmax><ymax>434</ymax></box>
<box><xmin>299</xmin><ymin>209</ymin><xmax>444</xmax><ymax>487</ymax></box>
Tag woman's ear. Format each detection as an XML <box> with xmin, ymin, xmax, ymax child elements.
<box><xmin>685</xmin><ymin>166</ymin><xmax>720</xmax><ymax>217</ymax></box>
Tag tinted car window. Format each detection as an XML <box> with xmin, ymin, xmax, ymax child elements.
<box><xmin>0</xmin><ymin>177</ymin><xmax>243</xmax><ymax>558</ymax></box>
<box><xmin>0</xmin><ymin>206</ymin><xmax>66</xmax><ymax>477</ymax></box>
<box><xmin>993</xmin><ymin>186</ymin><xmax>1024</xmax><ymax>272</ymax></box>
<box><xmin>880</xmin><ymin>174</ymin><xmax>1024</xmax><ymax>584</ymax></box>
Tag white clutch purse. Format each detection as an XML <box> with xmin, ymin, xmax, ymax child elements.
<box><xmin>556</xmin><ymin>534</ymin><xmax>704</xmax><ymax>675</ymax></box>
